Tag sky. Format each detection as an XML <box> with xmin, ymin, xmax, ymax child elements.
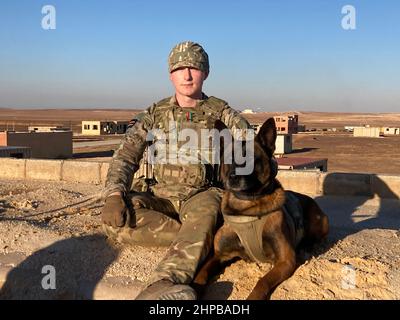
<box><xmin>0</xmin><ymin>0</ymin><xmax>399</xmax><ymax>112</ymax></box>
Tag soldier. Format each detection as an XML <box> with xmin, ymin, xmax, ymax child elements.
<box><xmin>101</xmin><ymin>41</ymin><xmax>250</xmax><ymax>299</ymax></box>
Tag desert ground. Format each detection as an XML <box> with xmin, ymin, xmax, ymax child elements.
<box><xmin>0</xmin><ymin>179</ymin><xmax>399</xmax><ymax>300</ymax></box>
<box><xmin>72</xmin><ymin>133</ymin><xmax>400</xmax><ymax>174</ymax></box>
<box><xmin>286</xmin><ymin>133</ymin><xmax>400</xmax><ymax>174</ymax></box>
<box><xmin>1</xmin><ymin>108</ymin><xmax>400</xmax><ymax>132</ymax></box>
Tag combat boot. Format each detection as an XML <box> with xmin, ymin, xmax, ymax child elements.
<box><xmin>135</xmin><ymin>279</ymin><xmax>197</xmax><ymax>300</ymax></box>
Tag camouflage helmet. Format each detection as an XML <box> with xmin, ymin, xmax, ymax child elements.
<box><xmin>168</xmin><ymin>41</ymin><xmax>209</xmax><ymax>74</ymax></box>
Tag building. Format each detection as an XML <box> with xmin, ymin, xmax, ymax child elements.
<box><xmin>382</xmin><ymin>127</ymin><xmax>400</xmax><ymax>135</ymax></box>
<box><xmin>28</xmin><ymin>126</ymin><xmax>70</xmax><ymax>132</ymax></box>
<box><xmin>277</xmin><ymin>157</ymin><xmax>328</xmax><ymax>172</ymax></box>
<box><xmin>82</xmin><ymin>121</ymin><xmax>129</xmax><ymax>135</ymax></box>
<box><xmin>251</xmin><ymin>124</ymin><xmax>261</xmax><ymax>133</ymax></box>
<box><xmin>249</xmin><ymin>125</ymin><xmax>293</xmax><ymax>156</ymax></box>
<box><xmin>241</xmin><ymin>109</ymin><xmax>255</xmax><ymax>114</ymax></box>
<box><xmin>0</xmin><ymin>131</ymin><xmax>72</xmax><ymax>159</ymax></box>
<box><xmin>251</xmin><ymin>116</ymin><xmax>297</xmax><ymax>156</ymax></box>
<box><xmin>274</xmin><ymin>115</ymin><xmax>298</xmax><ymax>134</ymax></box>
<box><xmin>275</xmin><ymin>134</ymin><xmax>292</xmax><ymax>156</ymax></box>
<box><xmin>0</xmin><ymin>146</ymin><xmax>31</xmax><ymax>158</ymax></box>
<box><xmin>298</xmin><ymin>124</ymin><xmax>306</xmax><ymax>132</ymax></box>
<box><xmin>353</xmin><ymin>127</ymin><xmax>381</xmax><ymax>138</ymax></box>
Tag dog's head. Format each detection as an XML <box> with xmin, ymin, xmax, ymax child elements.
<box><xmin>217</xmin><ymin>118</ymin><xmax>278</xmax><ymax>197</ymax></box>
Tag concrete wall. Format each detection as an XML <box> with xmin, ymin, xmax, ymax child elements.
<box><xmin>276</xmin><ymin>171</ymin><xmax>400</xmax><ymax>199</ymax></box>
<box><xmin>0</xmin><ymin>133</ymin><xmax>7</xmax><ymax>145</ymax></box>
<box><xmin>0</xmin><ymin>159</ymin><xmax>26</xmax><ymax>179</ymax></box>
<box><xmin>0</xmin><ymin>158</ymin><xmax>399</xmax><ymax>199</ymax></box>
<box><xmin>82</xmin><ymin>121</ymin><xmax>101</xmax><ymax>135</ymax></box>
<box><xmin>353</xmin><ymin>127</ymin><xmax>380</xmax><ymax>138</ymax></box>
<box><xmin>275</xmin><ymin>134</ymin><xmax>292</xmax><ymax>155</ymax></box>
<box><xmin>0</xmin><ymin>159</ymin><xmax>144</xmax><ymax>186</ymax></box>
<box><xmin>0</xmin><ymin>147</ymin><xmax>31</xmax><ymax>158</ymax></box>
<box><xmin>1</xmin><ymin>131</ymin><xmax>72</xmax><ymax>159</ymax></box>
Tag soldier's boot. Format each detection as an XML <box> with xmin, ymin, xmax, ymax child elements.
<box><xmin>135</xmin><ymin>279</ymin><xmax>197</xmax><ymax>300</ymax></box>
<box><xmin>103</xmin><ymin>208</ymin><xmax>181</xmax><ymax>247</ymax></box>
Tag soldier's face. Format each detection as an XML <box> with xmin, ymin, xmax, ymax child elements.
<box><xmin>169</xmin><ymin>67</ymin><xmax>208</xmax><ymax>98</ymax></box>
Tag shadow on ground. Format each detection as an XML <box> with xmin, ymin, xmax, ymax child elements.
<box><xmin>0</xmin><ymin>234</ymin><xmax>118</xmax><ymax>299</ymax></box>
<box><xmin>315</xmin><ymin>173</ymin><xmax>400</xmax><ymax>242</ymax></box>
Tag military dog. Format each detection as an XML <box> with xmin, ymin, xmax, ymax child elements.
<box><xmin>193</xmin><ymin>118</ymin><xmax>329</xmax><ymax>300</ymax></box>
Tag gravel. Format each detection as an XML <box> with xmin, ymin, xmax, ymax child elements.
<box><xmin>1</xmin><ymin>178</ymin><xmax>399</xmax><ymax>300</ymax></box>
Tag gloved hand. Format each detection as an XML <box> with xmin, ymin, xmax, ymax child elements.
<box><xmin>101</xmin><ymin>194</ymin><xmax>129</xmax><ymax>228</ymax></box>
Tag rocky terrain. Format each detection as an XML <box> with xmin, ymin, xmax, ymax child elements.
<box><xmin>1</xmin><ymin>179</ymin><xmax>399</xmax><ymax>300</ymax></box>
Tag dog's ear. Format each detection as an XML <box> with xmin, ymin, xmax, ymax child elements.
<box><xmin>255</xmin><ymin>117</ymin><xmax>277</xmax><ymax>156</ymax></box>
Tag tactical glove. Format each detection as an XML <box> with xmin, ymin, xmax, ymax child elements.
<box><xmin>101</xmin><ymin>194</ymin><xmax>129</xmax><ymax>228</ymax></box>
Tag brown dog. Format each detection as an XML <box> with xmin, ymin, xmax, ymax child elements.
<box><xmin>193</xmin><ymin>118</ymin><xmax>329</xmax><ymax>300</ymax></box>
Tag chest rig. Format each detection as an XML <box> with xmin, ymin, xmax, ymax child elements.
<box><xmin>222</xmin><ymin>191</ymin><xmax>305</xmax><ymax>264</ymax></box>
<box><xmin>150</xmin><ymin>96</ymin><xmax>225</xmax><ymax>190</ymax></box>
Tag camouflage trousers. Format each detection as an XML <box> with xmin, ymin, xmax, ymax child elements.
<box><xmin>102</xmin><ymin>187</ymin><xmax>223</xmax><ymax>285</ymax></box>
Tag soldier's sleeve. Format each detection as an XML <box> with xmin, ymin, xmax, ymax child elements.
<box><xmin>102</xmin><ymin>107</ymin><xmax>154</xmax><ymax>198</ymax></box>
<box><xmin>220</xmin><ymin>104</ymin><xmax>251</xmax><ymax>138</ymax></box>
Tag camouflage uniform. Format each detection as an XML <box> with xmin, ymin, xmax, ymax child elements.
<box><xmin>102</xmin><ymin>41</ymin><xmax>250</xmax><ymax>286</ymax></box>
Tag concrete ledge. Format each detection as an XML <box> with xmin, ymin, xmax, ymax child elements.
<box><xmin>0</xmin><ymin>159</ymin><xmax>26</xmax><ymax>179</ymax></box>
<box><xmin>92</xmin><ymin>277</ymin><xmax>143</xmax><ymax>300</ymax></box>
<box><xmin>320</xmin><ymin>172</ymin><xmax>372</xmax><ymax>197</ymax></box>
<box><xmin>0</xmin><ymin>159</ymin><xmax>399</xmax><ymax>199</ymax></box>
<box><xmin>100</xmin><ymin>163</ymin><xmax>110</xmax><ymax>186</ymax></box>
<box><xmin>372</xmin><ymin>174</ymin><xmax>400</xmax><ymax>199</ymax></box>
<box><xmin>0</xmin><ymin>265</ymin><xmax>13</xmax><ymax>288</ymax></box>
<box><xmin>26</xmin><ymin>159</ymin><xmax>62</xmax><ymax>181</ymax></box>
<box><xmin>62</xmin><ymin>161</ymin><xmax>101</xmax><ymax>184</ymax></box>
<box><xmin>277</xmin><ymin>170</ymin><xmax>320</xmax><ymax>195</ymax></box>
